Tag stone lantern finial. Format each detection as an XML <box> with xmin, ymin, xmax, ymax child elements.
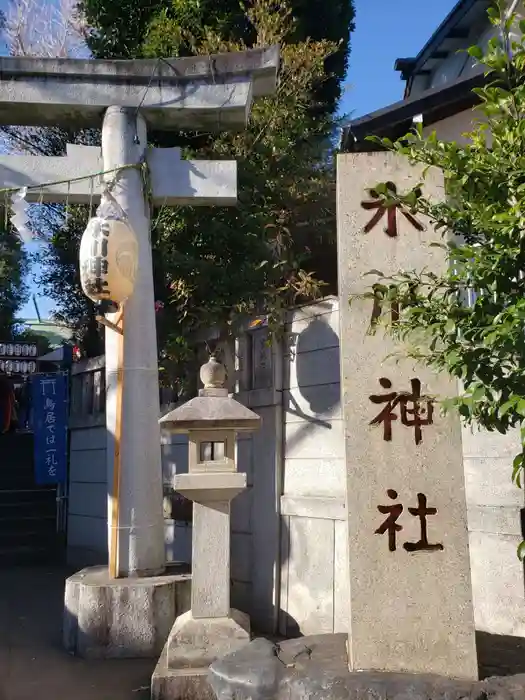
<box><xmin>199</xmin><ymin>353</ymin><xmax>228</xmax><ymax>397</ymax></box>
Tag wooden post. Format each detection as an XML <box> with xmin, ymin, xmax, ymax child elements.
<box><xmin>108</xmin><ymin>307</ymin><xmax>124</xmax><ymax>578</ymax></box>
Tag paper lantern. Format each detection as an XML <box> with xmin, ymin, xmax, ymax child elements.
<box><xmin>79</xmin><ymin>216</ymin><xmax>138</xmax><ymax>304</ymax></box>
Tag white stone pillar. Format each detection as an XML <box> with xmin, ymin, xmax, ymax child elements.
<box><xmin>192</xmin><ymin>500</ymin><xmax>230</xmax><ymax>618</ymax></box>
<box><xmin>103</xmin><ymin>106</ymin><xmax>165</xmax><ymax>576</ymax></box>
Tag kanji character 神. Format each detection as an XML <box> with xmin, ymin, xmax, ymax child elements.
<box><xmin>369</xmin><ymin>377</ymin><xmax>434</xmax><ymax>445</ymax></box>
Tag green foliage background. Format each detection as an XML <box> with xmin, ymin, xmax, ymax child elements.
<box><xmin>361</xmin><ymin>1</ymin><xmax>525</xmax><ymax>555</ymax></box>
<box><xmin>36</xmin><ymin>0</ymin><xmax>355</xmax><ymax>391</ymax></box>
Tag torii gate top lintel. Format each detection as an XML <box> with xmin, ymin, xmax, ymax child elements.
<box><xmin>0</xmin><ymin>45</ymin><xmax>280</xmax><ymax>132</ymax></box>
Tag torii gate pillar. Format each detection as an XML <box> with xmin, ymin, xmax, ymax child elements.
<box><xmin>102</xmin><ymin>107</ymin><xmax>165</xmax><ymax>576</ymax></box>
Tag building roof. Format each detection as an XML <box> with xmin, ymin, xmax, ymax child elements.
<box><xmin>340</xmin><ymin>71</ymin><xmax>485</xmax><ymax>152</ymax></box>
<box><xmin>394</xmin><ymin>0</ymin><xmax>490</xmax><ymax>86</ymax></box>
<box><xmin>341</xmin><ymin>0</ymin><xmax>491</xmax><ymax>152</ymax></box>
<box><xmin>19</xmin><ymin>319</ymin><xmax>73</xmax><ymax>348</ymax></box>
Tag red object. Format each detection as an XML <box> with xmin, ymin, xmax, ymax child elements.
<box><xmin>0</xmin><ymin>374</ymin><xmax>14</xmax><ymax>434</ymax></box>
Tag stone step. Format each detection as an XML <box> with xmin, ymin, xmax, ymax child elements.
<box><xmin>0</xmin><ymin>515</ymin><xmax>56</xmax><ymax>534</ymax></box>
<box><xmin>0</xmin><ymin>500</ymin><xmax>56</xmax><ymax>519</ymax></box>
<box><xmin>0</xmin><ymin>475</ymin><xmax>44</xmax><ymax>490</ymax></box>
<box><xmin>0</xmin><ymin>541</ymin><xmax>64</xmax><ymax>567</ymax></box>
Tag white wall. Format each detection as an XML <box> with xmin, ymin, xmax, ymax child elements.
<box><xmin>67</xmin><ymin>356</ymin><xmax>108</xmax><ymax>567</ymax></box>
<box><xmin>67</xmin><ymin>423</ymin><xmax>108</xmax><ymax>567</ymax></box>
<box><xmin>424</xmin><ymin>109</ymin><xmax>488</xmax><ymax>145</ymax></box>
<box><xmin>463</xmin><ymin>426</ymin><xmax>525</xmax><ymax>636</ymax></box>
<box><xmin>278</xmin><ymin>297</ymin><xmax>349</xmax><ymax>636</ymax></box>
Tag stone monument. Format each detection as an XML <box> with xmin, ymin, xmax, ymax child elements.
<box><xmin>152</xmin><ymin>353</ymin><xmax>261</xmax><ymax>699</ymax></box>
<box><xmin>336</xmin><ymin>152</ymin><xmax>478</xmax><ymax>679</ymax></box>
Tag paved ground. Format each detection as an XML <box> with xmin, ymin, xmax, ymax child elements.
<box><xmin>0</xmin><ymin>566</ymin><xmax>155</xmax><ymax>700</ymax></box>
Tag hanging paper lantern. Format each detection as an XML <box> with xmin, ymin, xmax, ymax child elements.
<box><xmin>79</xmin><ymin>216</ymin><xmax>139</xmax><ymax>304</ymax></box>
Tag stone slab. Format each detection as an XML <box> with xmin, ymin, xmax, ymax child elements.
<box><xmin>174</xmin><ymin>472</ymin><xmax>247</xmax><ymax>504</ymax></box>
<box><xmin>336</xmin><ymin>152</ymin><xmax>477</xmax><ymax>678</ymax></box>
<box><xmin>0</xmin><ymin>144</ymin><xmax>238</xmax><ymax>206</ymax></box>
<box><xmin>209</xmin><ymin>634</ymin><xmax>525</xmax><ymax>700</ymax></box>
<box><xmin>0</xmin><ymin>47</ymin><xmax>279</xmax><ymax>131</ymax></box>
<box><xmin>63</xmin><ymin>564</ymin><xmax>191</xmax><ymax>659</ymax></box>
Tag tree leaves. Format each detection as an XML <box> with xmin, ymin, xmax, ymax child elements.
<box><xmin>0</xmin><ymin>224</ymin><xmax>29</xmax><ymax>335</ymax></box>
<box><xmin>362</xmin><ymin>2</ymin><xmax>525</xmax><ymax>556</ymax></box>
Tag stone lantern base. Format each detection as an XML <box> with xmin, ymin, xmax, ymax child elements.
<box><xmin>151</xmin><ymin>608</ymin><xmax>250</xmax><ymax>700</ymax></box>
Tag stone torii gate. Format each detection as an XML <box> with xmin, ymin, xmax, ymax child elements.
<box><xmin>0</xmin><ymin>50</ymin><xmax>278</xmax><ymax>591</ymax></box>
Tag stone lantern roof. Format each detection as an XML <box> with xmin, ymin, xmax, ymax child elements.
<box><xmin>159</xmin><ymin>354</ymin><xmax>261</xmax><ymax>433</ymax></box>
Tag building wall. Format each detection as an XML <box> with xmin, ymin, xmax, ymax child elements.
<box><xmin>424</xmin><ymin>109</ymin><xmax>487</xmax><ymax>145</ymax></box>
<box><xmin>278</xmin><ymin>297</ymin><xmax>349</xmax><ymax>636</ymax></box>
<box><xmin>65</xmin><ymin>301</ymin><xmax>348</xmax><ymax>636</ymax></box>
<box><xmin>67</xmin><ymin>356</ymin><xmax>108</xmax><ymax>567</ymax></box>
<box><xmin>409</xmin><ymin>3</ymin><xmax>525</xmax><ymax>99</ymax></box>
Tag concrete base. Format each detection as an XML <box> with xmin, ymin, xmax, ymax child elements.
<box><xmin>63</xmin><ymin>564</ymin><xmax>191</xmax><ymax>659</ymax></box>
<box><xmin>152</xmin><ymin>608</ymin><xmax>250</xmax><ymax>700</ymax></box>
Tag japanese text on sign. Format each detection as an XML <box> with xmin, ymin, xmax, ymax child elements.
<box><xmin>375</xmin><ymin>490</ymin><xmax>443</xmax><ymax>553</ymax></box>
<box><xmin>42</xmin><ymin>380</ymin><xmax>58</xmax><ymax>477</ymax></box>
<box><xmin>361</xmin><ymin>182</ymin><xmax>425</xmax><ymax>238</ymax></box>
<box><xmin>32</xmin><ymin>374</ymin><xmax>68</xmax><ymax>485</ymax></box>
<box><xmin>369</xmin><ymin>377</ymin><xmax>434</xmax><ymax>445</ymax></box>
<box><xmin>85</xmin><ymin>220</ymin><xmax>110</xmax><ymax>297</ymax></box>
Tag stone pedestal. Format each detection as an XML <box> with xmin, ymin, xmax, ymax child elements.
<box><xmin>63</xmin><ymin>565</ymin><xmax>190</xmax><ymax>659</ymax></box>
<box><xmin>152</xmin><ymin>609</ymin><xmax>250</xmax><ymax>700</ymax></box>
<box><xmin>208</xmin><ymin>634</ymin><xmax>525</xmax><ymax>700</ymax></box>
<box><xmin>152</xmin><ymin>479</ymin><xmax>250</xmax><ymax>699</ymax></box>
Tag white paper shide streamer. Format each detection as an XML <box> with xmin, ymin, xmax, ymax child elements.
<box><xmin>10</xmin><ymin>187</ymin><xmax>33</xmax><ymax>243</ymax></box>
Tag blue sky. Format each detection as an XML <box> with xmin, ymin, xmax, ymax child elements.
<box><xmin>341</xmin><ymin>0</ymin><xmax>459</xmax><ymax>119</ymax></box>
<box><xmin>21</xmin><ymin>0</ymin><xmax>459</xmax><ymax>320</ymax></box>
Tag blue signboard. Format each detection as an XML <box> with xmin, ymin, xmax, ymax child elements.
<box><xmin>32</xmin><ymin>373</ymin><xmax>68</xmax><ymax>485</ymax></box>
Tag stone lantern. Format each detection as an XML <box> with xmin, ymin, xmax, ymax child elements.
<box><xmin>153</xmin><ymin>352</ymin><xmax>261</xmax><ymax>696</ymax></box>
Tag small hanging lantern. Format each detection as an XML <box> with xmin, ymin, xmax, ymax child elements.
<box><xmin>79</xmin><ymin>215</ymin><xmax>138</xmax><ymax>304</ymax></box>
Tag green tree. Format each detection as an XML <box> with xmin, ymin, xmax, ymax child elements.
<box><xmin>0</xmin><ymin>224</ymin><xmax>28</xmax><ymax>337</ymax></box>
<box><xmin>36</xmin><ymin>203</ymin><xmax>103</xmax><ymax>357</ymax></box>
<box><xmin>80</xmin><ymin>0</ymin><xmax>354</xmax><ymax>115</ymax></box>
<box><xmin>0</xmin><ymin>0</ymin><xmax>98</xmax><ymax>353</ymax></box>
<box><xmin>69</xmin><ymin>0</ymin><xmax>354</xmax><ymax>387</ymax></box>
<box><xmin>360</xmin><ymin>1</ymin><xmax>525</xmax><ymax>556</ymax></box>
